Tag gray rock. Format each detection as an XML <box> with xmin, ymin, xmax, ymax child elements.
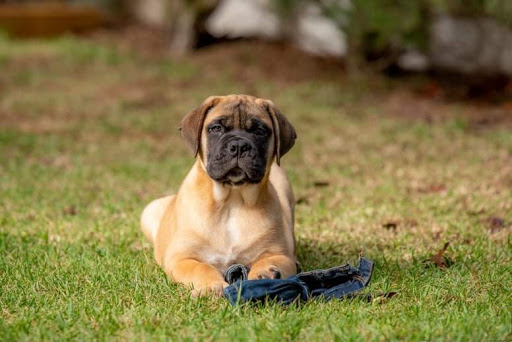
<box><xmin>291</xmin><ymin>2</ymin><xmax>348</xmax><ymax>57</ymax></box>
<box><xmin>205</xmin><ymin>0</ymin><xmax>348</xmax><ymax>57</ymax></box>
<box><xmin>397</xmin><ymin>50</ymin><xmax>430</xmax><ymax>72</ymax></box>
<box><xmin>430</xmin><ymin>14</ymin><xmax>512</xmax><ymax>76</ymax></box>
<box><xmin>206</xmin><ymin>0</ymin><xmax>281</xmax><ymax>39</ymax></box>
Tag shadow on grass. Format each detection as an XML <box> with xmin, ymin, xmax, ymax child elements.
<box><xmin>296</xmin><ymin>238</ymin><xmax>369</xmax><ymax>270</ymax></box>
<box><xmin>294</xmin><ymin>237</ymin><xmax>439</xmax><ymax>292</ymax></box>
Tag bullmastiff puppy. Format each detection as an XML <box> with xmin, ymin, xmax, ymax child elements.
<box><xmin>141</xmin><ymin>94</ymin><xmax>297</xmax><ymax>296</ymax></box>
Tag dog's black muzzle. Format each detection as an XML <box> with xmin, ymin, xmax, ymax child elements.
<box><xmin>207</xmin><ymin>131</ymin><xmax>267</xmax><ymax>185</ymax></box>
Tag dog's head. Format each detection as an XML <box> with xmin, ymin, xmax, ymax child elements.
<box><xmin>180</xmin><ymin>95</ymin><xmax>296</xmax><ymax>186</ymax></box>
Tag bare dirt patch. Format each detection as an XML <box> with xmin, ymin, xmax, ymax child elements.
<box><xmin>84</xmin><ymin>25</ymin><xmax>346</xmax><ymax>84</ymax></box>
<box><xmin>381</xmin><ymin>88</ymin><xmax>512</xmax><ymax>128</ymax></box>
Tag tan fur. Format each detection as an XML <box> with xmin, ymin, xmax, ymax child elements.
<box><xmin>141</xmin><ymin>95</ymin><xmax>297</xmax><ymax>296</ymax></box>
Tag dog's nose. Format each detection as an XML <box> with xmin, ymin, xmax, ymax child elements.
<box><xmin>227</xmin><ymin>140</ymin><xmax>251</xmax><ymax>157</ymax></box>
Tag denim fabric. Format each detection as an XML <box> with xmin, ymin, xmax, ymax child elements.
<box><xmin>223</xmin><ymin>257</ymin><xmax>373</xmax><ymax>305</ymax></box>
<box><xmin>224</xmin><ymin>263</ymin><xmax>249</xmax><ymax>284</ymax></box>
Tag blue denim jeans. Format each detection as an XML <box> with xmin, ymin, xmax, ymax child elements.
<box><xmin>223</xmin><ymin>256</ymin><xmax>373</xmax><ymax>305</ymax></box>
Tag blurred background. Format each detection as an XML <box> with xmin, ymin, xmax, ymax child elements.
<box><xmin>1</xmin><ymin>0</ymin><xmax>511</xmax><ymax>211</ymax></box>
<box><xmin>1</xmin><ymin>0</ymin><xmax>512</xmax><ymax>95</ymax></box>
<box><xmin>1</xmin><ymin>0</ymin><xmax>512</xmax><ymax>188</ymax></box>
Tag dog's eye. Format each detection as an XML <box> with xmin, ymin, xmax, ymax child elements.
<box><xmin>209</xmin><ymin>125</ymin><xmax>223</xmax><ymax>134</ymax></box>
<box><xmin>253</xmin><ymin>127</ymin><xmax>267</xmax><ymax>136</ymax></box>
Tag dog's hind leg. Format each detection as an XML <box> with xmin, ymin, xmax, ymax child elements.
<box><xmin>140</xmin><ymin>196</ymin><xmax>174</xmax><ymax>244</ymax></box>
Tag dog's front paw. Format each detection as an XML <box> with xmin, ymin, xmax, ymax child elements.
<box><xmin>191</xmin><ymin>281</ymin><xmax>229</xmax><ymax>298</ymax></box>
<box><xmin>248</xmin><ymin>266</ymin><xmax>282</xmax><ymax>280</ymax></box>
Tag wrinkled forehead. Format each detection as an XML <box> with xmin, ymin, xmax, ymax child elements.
<box><xmin>203</xmin><ymin>98</ymin><xmax>272</xmax><ymax>129</ymax></box>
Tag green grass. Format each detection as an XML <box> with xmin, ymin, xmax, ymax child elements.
<box><xmin>1</xmin><ymin>34</ymin><xmax>511</xmax><ymax>341</ymax></box>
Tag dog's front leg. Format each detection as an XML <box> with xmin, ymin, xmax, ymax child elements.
<box><xmin>248</xmin><ymin>254</ymin><xmax>297</xmax><ymax>280</ymax></box>
<box><xmin>165</xmin><ymin>258</ymin><xmax>228</xmax><ymax>297</ymax></box>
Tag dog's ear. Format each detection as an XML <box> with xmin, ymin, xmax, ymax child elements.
<box><xmin>180</xmin><ymin>96</ymin><xmax>221</xmax><ymax>157</ymax></box>
<box><xmin>264</xmin><ymin>100</ymin><xmax>297</xmax><ymax>165</ymax></box>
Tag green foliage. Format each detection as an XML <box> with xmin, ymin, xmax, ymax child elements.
<box><xmin>275</xmin><ymin>0</ymin><xmax>512</xmax><ymax>55</ymax></box>
<box><xmin>348</xmin><ymin>0</ymin><xmax>429</xmax><ymax>53</ymax></box>
<box><xmin>433</xmin><ymin>0</ymin><xmax>512</xmax><ymax>25</ymax></box>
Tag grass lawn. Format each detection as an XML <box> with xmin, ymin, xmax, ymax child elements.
<box><xmin>1</xmin><ymin>30</ymin><xmax>511</xmax><ymax>341</ymax></box>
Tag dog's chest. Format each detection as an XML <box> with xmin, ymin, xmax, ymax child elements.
<box><xmin>200</xmin><ymin>202</ymin><xmax>270</xmax><ymax>272</ymax></box>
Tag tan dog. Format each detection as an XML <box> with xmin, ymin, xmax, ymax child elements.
<box><xmin>141</xmin><ymin>95</ymin><xmax>297</xmax><ymax>296</ymax></box>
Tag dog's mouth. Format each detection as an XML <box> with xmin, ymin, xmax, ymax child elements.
<box><xmin>222</xmin><ymin>167</ymin><xmax>248</xmax><ymax>186</ymax></box>
<box><xmin>207</xmin><ymin>156</ymin><xmax>266</xmax><ymax>186</ymax></box>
